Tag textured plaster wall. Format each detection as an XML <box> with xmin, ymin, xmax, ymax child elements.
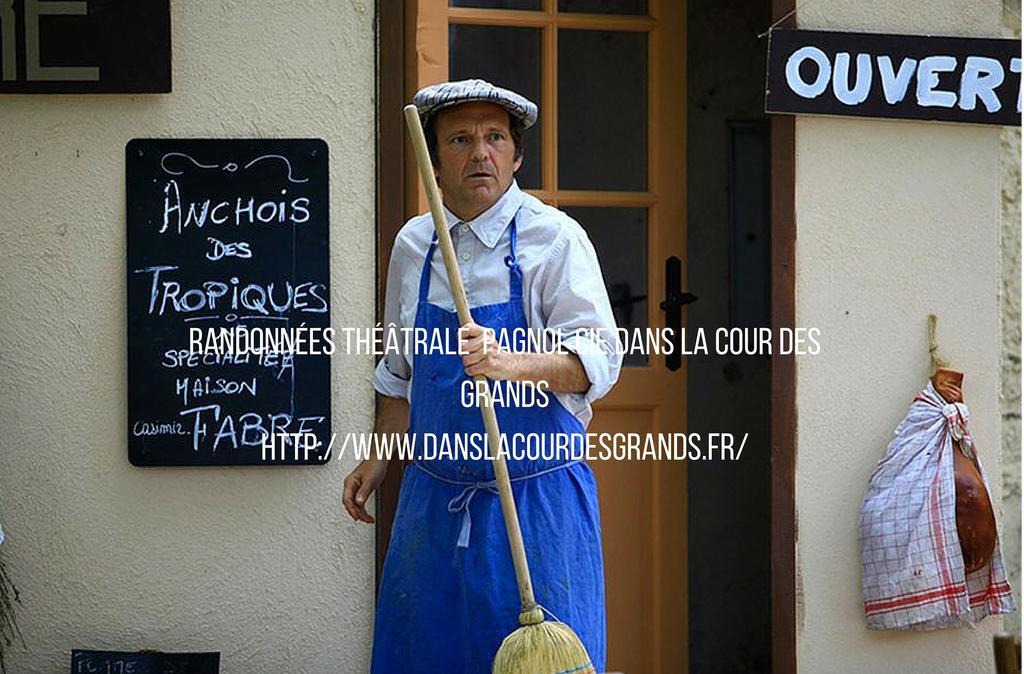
<box><xmin>0</xmin><ymin>2</ymin><xmax>376</xmax><ymax>672</ymax></box>
<box><xmin>1000</xmin><ymin>0</ymin><xmax>1022</xmax><ymax>638</ymax></box>
<box><xmin>794</xmin><ymin>0</ymin><xmax>1014</xmax><ymax>671</ymax></box>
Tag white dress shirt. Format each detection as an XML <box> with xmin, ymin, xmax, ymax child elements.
<box><xmin>373</xmin><ymin>181</ymin><xmax>622</xmax><ymax>428</ymax></box>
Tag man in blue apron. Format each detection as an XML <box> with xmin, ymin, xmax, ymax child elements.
<box><xmin>342</xmin><ymin>79</ymin><xmax>622</xmax><ymax>673</ymax></box>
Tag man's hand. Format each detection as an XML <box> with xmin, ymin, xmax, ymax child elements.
<box><xmin>460</xmin><ymin>322</ymin><xmax>519</xmax><ymax>379</ymax></box>
<box><xmin>459</xmin><ymin>321</ymin><xmax>591</xmax><ymax>393</ymax></box>
<box><xmin>342</xmin><ymin>458</ymin><xmax>388</xmax><ymax>523</ymax></box>
<box><xmin>341</xmin><ymin>394</ymin><xmax>409</xmax><ymax>524</ymax></box>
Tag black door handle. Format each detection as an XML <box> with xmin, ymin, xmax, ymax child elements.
<box><xmin>660</xmin><ymin>256</ymin><xmax>697</xmax><ymax>371</ymax></box>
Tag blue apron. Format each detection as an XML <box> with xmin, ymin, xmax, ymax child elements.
<box><xmin>370</xmin><ymin>216</ymin><xmax>606</xmax><ymax>673</ymax></box>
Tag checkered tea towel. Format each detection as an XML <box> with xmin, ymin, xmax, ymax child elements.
<box><xmin>858</xmin><ymin>381</ymin><xmax>1015</xmax><ymax>631</ymax></box>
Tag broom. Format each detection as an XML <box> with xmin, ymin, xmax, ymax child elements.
<box><xmin>403</xmin><ymin>105</ymin><xmax>595</xmax><ymax>674</ymax></box>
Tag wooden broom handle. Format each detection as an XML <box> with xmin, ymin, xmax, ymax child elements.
<box><xmin>403</xmin><ymin>105</ymin><xmax>538</xmax><ymax>614</ymax></box>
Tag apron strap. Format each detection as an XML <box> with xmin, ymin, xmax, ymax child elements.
<box><xmin>418</xmin><ymin>233</ymin><xmax>438</xmax><ymax>303</ymax></box>
<box><xmin>504</xmin><ymin>218</ymin><xmax>523</xmax><ymax>302</ymax></box>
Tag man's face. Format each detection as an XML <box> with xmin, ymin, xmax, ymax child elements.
<box><xmin>433</xmin><ymin>101</ymin><xmax>522</xmax><ymax>220</ymax></box>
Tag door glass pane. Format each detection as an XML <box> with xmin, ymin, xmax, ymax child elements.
<box><xmin>449</xmin><ymin>25</ymin><xmax>542</xmax><ymax>189</ymax></box>
<box><xmin>558</xmin><ymin>0</ymin><xmax>647</xmax><ymax>14</ymax></box>
<box><xmin>564</xmin><ymin>207</ymin><xmax>648</xmax><ymax>366</ymax></box>
<box><xmin>558</xmin><ymin>30</ymin><xmax>647</xmax><ymax>191</ymax></box>
<box><xmin>452</xmin><ymin>0</ymin><xmax>542</xmax><ymax>8</ymax></box>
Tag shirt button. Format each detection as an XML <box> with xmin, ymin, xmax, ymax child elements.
<box><xmin>461</xmin><ymin>251</ymin><xmax>470</xmax><ymax>262</ymax></box>
<box><xmin>460</xmin><ymin>224</ymin><xmax>469</xmax><ymax>234</ymax></box>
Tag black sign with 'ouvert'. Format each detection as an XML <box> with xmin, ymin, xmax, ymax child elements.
<box><xmin>126</xmin><ymin>139</ymin><xmax>331</xmax><ymax>466</ymax></box>
<box><xmin>766</xmin><ymin>28</ymin><xmax>1021</xmax><ymax>126</ymax></box>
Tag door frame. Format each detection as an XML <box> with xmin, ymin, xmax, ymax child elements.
<box><xmin>769</xmin><ymin>0</ymin><xmax>797</xmax><ymax>671</ymax></box>
<box><xmin>372</xmin><ymin>0</ymin><xmax>798</xmax><ymax>671</ymax></box>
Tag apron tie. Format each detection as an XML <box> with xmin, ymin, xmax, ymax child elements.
<box><xmin>447</xmin><ymin>480</ymin><xmax>499</xmax><ymax>548</ymax></box>
<box><xmin>414</xmin><ymin>459</ymin><xmax>584</xmax><ymax>548</ymax></box>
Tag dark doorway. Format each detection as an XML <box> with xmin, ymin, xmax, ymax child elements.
<box><xmin>687</xmin><ymin>0</ymin><xmax>774</xmax><ymax>671</ymax></box>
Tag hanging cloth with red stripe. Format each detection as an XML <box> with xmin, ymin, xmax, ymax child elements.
<box><xmin>858</xmin><ymin>377</ymin><xmax>1015</xmax><ymax>630</ymax></box>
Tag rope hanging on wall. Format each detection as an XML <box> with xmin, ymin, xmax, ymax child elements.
<box><xmin>928</xmin><ymin>314</ymin><xmax>950</xmax><ymax>374</ymax></box>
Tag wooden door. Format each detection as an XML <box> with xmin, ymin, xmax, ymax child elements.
<box><xmin>403</xmin><ymin>1</ymin><xmax>687</xmax><ymax>671</ymax></box>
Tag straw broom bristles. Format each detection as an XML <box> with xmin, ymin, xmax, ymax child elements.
<box><xmin>492</xmin><ymin>607</ymin><xmax>595</xmax><ymax>674</ymax></box>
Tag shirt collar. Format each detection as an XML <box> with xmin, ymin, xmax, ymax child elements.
<box><xmin>442</xmin><ymin>180</ymin><xmax>524</xmax><ymax>249</ymax></box>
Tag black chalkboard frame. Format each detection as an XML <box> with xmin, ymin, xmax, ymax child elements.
<box><xmin>125</xmin><ymin>138</ymin><xmax>332</xmax><ymax>467</ymax></box>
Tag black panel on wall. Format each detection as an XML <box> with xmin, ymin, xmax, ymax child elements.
<box><xmin>0</xmin><ymin>0</ymin><xmax>171</xmax><ymax>93</ymax></box>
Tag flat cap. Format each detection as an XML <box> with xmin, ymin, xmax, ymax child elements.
<box><xmin>413</xmin><ymin>79</ymin><xmax>538</xmax><ymax>129</ymax></box>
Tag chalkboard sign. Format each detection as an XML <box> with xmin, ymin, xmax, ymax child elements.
<box><xmin>126</xmin><ymin>139</ymin><xmax>331</xmax><ymax>466</ymax></box>
<box><xmin>71</xmin><ymin>650</ymin><xmax>219</xmax><ymax>674</ymax></box>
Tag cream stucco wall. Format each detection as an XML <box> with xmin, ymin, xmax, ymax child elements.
<box><xmin>1000</xmin><ymin>0</ymin><xmax>1022</xmax><ymax>638</ymax></box>
<box><xmin>0</xmin><ymin>2</ymin><xmax>377</xmax><ymax>672</ymax></box>
<box><xmin>794</xmin><ymin>0</ymin><xmax>1017</xmax><ymax>672</ymax></box>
